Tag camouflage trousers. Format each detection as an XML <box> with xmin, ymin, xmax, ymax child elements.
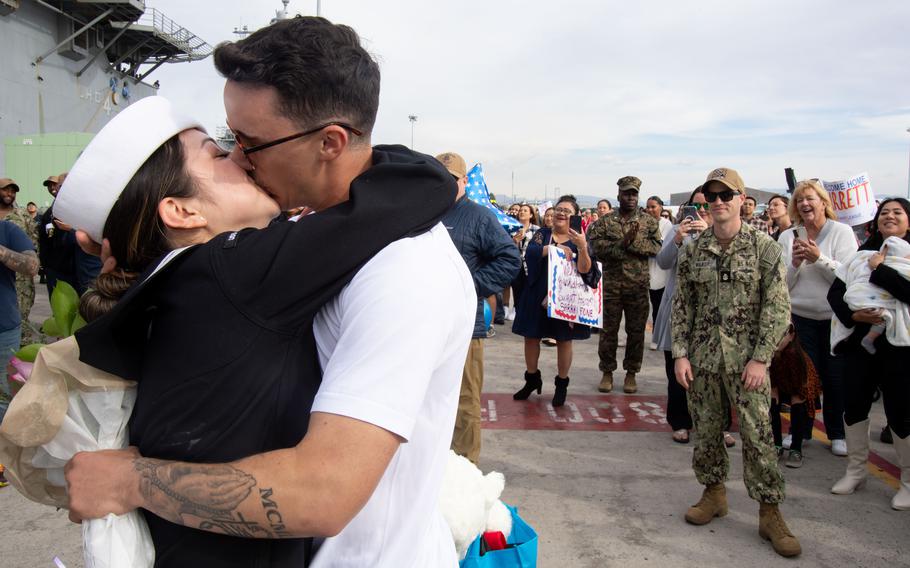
<box><xmin>16</xmin><ymin>274</ymin><xmax>37</xmax><ymax>345</ymax></box>
<box><xmin>687</xmin><ymin>366</ymin><xmax>785</xmax><ymax>503</ymax></box>
<box><xmin>598</xmin><ymin>286</ymin><xmax>649</xmax><ymax>374</ymax></box>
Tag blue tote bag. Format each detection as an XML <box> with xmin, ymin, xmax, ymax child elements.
<box><xmin>459</xmin><ymin>505</ymin><xmax>538</xmax><ymax>568</ymax></box>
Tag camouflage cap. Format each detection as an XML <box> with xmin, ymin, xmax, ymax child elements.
<box><xmin>704</xmin><ymin>167</ymin><xmax>746</xmax><ymax>194</ymax></box>
<box><xmin>617</xmin><ymin>176</ymin><xmax>641</xmax><ymax>192</ymax></box>
<box><xmin>0</xmin><ymin>178</ymin><xmax>19</xmax><ymax>192</ymax></box>
<box><xmin>435</xmin><ymin>152</ymin><xmax>467</xmax><ymax>179</ymax></box>
<box><xmin>43</xmin><ymin>175</ymin><xmax>63</xmax><ymax>187</ymax></box>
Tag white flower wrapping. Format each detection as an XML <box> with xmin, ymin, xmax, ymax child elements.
<box><xmin>0</xmin><ymin>337</ymin><xmax>154</xmax><ymax>568</ymax></box>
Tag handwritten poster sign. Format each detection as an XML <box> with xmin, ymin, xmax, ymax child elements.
<box><xmin>822</xmin><ymin>172</ymin><xmax>877</xmax><ymax>226</ymax></box>
<box><xmin>547</xmin><ymin>247</ymin><xmax>603</xmax><ymax>328</ymax></box>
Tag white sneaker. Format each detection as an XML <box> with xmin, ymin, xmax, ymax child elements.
<box><xmin>506</xmin><ymin>308</ymin><xmax>516</xmax><ymax>321</ymax></box>
<box><xmin>831</xmin><ymin>439</ymin><xmax>848</xmax><ymax>457</ymax></box>
<box><xmin>782</xmin><ymin>434</ymin><xmax>792</xmax><ymax>450</ymax></box>
<box><xmin>649</xmin><ymin>342</ymin><xmax>657</xmax><ymax>350</ymax></box>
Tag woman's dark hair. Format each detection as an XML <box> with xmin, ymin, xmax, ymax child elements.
<box><xmin>684</xmin><ymin>185</ymin><xmax>704</xmax><ymax>206</ymax></box>
<box><xmin>768</xmin><ymin>194</ymin><xmax>790</xmax><ymax>208</ymax></box>
<box><xmin>863</xmin><ymin>197</ymin><xmax>910</xmax><ymax>250</ymax></box>
<box><xmin>80</xmin><ymin>136</ymin><xmax>197</xmax><ymax>322</ymax></box>
<box><xmin>556</xmin><ymin>194</ymin><xmax>579</xmax><ymax>214</ymax></box>
<box><xmin>647</xmin><ymin>196</ymin><xmax>664</xmax><ymax>207</ymax></box>
<box><xmin>213</xmin><ymin>16</ymin><xmax>380</xmax><ymax>140</ymax></box>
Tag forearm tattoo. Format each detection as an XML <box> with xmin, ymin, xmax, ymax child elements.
<box><xmin>0</xmin><ymin>246</ymin><xmax>37</xmax><ymax>276</ymax></box>
<box><xmin>134</xmin><ymin>459</ymin><xmax>292</xmax><ymax>539</ymax></box>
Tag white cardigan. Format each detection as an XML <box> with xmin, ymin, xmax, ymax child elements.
<box><xmin>779</xmin><ymin>219</ymin><xmax>858</xmax><ymax>320</ymax></box>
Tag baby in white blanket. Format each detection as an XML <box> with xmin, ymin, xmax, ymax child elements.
<box><xmin>831</xmin><ymin>236</ymin><xmax>910</xmax><ymax>354</ymax></box>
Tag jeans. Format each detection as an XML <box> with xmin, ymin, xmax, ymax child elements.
<box><xmin>0</xmin><ymin>325</ymin><xmax>22</xmax><ymax>422</ymax></box>
<box><xmin>792</xmin><ymin>314</ymin><xmax>845</xmax><ymax>440</ymax></box>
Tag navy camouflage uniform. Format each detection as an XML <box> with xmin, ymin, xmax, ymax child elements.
<box><xmin>671</xmin><ymin>223</ymin><xmax>791</xmax><ymax>503</ymax></box>
<box><xmin>5</xmin><ymin>208</ymin><xmax>38</xmax><ymax>344</ymax></box>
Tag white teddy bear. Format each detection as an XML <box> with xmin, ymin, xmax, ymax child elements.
<box><xmin>438</xmin><ymin>450</ymin><xmax>513</xmax><ymax>560</ymax></box>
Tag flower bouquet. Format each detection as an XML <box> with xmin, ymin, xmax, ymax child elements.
<box><xmin>0</xmin><ymin>282</ymin><xmax>154</xmax><ymax>568</ymax></box>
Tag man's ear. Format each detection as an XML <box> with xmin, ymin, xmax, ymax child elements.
<box><xmin>318</xmin><ymin>125</ymin><xmax>351</xmax><ymax>162</ymax></box>
<box><xmin>158</xmin><ymin>197</ymin><xmax>207</xmax><ymax>230</ymax></box>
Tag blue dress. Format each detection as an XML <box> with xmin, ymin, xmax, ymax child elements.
<box><xmin>511</xmin><ymin>228</ymin><xmax>600</xmax><ymax>341</ymax></box>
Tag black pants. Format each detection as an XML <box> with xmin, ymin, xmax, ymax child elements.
<box><xmin>663</xmin><ymin>351</ymin><xmax>733</xmax><ymax>432</ymax></box>
<box><xmin>664</xmin><ymin>351</ymin><xmax>692</xmax><ymax>431</ymax></box>
<box><xmin>649</xmin><ymin>287</ymin><xmax>664</xmax><ymax>326</ymax></box>
<box><xmin>844</xmin><ymin>339</ymin><xmax>910</xmax><ymax>439</ymax></box>
<box><xmin>792</xmin><ymin>314</ymin><xmax>846</xmax><ymax>440</ymax></box>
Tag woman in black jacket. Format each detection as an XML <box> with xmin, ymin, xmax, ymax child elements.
<box><xmin>827</xmin><ymin>198</ymin><xmax>910</xmax><ymax>510</ymax></box>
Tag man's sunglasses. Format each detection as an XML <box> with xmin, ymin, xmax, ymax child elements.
<box><xmin>704</xmin><ymin>189</ymin><xmax>741</xmax><ymax>203</ymax></box>
<box><xmin>232</xmin><ymin>121</ymin><xmax>363</xmax><ymax>156</ymax></box>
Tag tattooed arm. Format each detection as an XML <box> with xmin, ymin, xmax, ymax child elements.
<box><xmin>64</xmin><ymin>412</ymin><xmax>401</xmax><ymax>538</ymax></box>
<box><xmin>0</xmin><ymin>246</ymin><xmax>38</xmax><ymax>276</ymax></box>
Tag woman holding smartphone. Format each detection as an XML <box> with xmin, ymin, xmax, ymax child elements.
<box><xmin>778</xmin><ymin>180</ymin><xmax>858</xmax><ymax>456</ymax></box>
<box><xmin>512</xmin><ymin>195</ymin><xmax>599</xmax><ymax>407</ymax></box>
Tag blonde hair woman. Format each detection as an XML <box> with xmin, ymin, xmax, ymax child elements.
<box><xmin>778</xmin><ymin>179</ymin><xmax>857</xmax><ymax>457</ymax></box>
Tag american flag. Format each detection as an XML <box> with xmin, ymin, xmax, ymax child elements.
<box><xmin>465</xmin><ymin>163</ymin><xmax>522</xmax><ymax>232</ymax></box>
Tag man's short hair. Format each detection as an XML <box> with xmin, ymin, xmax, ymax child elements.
<box><xmin>744</xmin><ymin>196</ymin><xmax>757</xmax><ymax>205</ymax></box>
<box><xmin>213</xmin><ymin>16</ymin><xmax>381</xmax><ymax>137</ymax></box>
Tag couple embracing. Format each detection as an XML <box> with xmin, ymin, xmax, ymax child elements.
<box><xmin>44</xmin><ymin>16</ymin><xmax>472</xmax><ymax>568</ymax></box>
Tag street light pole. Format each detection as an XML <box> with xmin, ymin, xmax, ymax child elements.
<box><xmin>906</xmin><ymin>127</ymin><xmax>910</xmax><ymax>199</ymax></box>
<box><xmin>409</xmin><ymin>115</ymin><xmax>418</xmax><ymax>149</ymax></box>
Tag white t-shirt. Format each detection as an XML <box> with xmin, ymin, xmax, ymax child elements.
<box><xmin>649</xmin><ymin>217</ymin><xmax>673</xmax><ymax>290</ymax></box>
<box><xmin>310</xmin><ymin>223</ymin><xmax>475</xmax><ymax>568</ymax></box>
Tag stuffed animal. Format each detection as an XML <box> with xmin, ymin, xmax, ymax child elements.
<box><xmin>438</xmin><ymin>451</ymin><xmax>513</xmax><ymax>559</ymax></box>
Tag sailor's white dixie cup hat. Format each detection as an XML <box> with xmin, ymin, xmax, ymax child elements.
<box><xmin>54</xmin><ymin>96</ymin><xmax>204</xmax><ymax>244</ymax></box>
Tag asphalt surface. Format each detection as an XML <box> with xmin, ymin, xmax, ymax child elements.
<box><xmin>1</xmin><ymin>292</ymin><xmax>908</xmax><ymax>567</ymax></box>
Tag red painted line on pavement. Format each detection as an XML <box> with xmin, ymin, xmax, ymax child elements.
<box><xmin>481</xmin><ymin>393</ymin><xmax>670</xmax><ymax>432</ymax></box>
<box><xmin>483</xmin><ymin>395</ymin><xmax>900</xmax><ymax>481</ymax></box>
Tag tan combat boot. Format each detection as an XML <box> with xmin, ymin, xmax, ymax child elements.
<box><xmin>758</xmin><ymin>502</ymin><xmax>801</xmax><ymax>557</ymax></box>
<box><xmin>684</xmin><ymin>484</ymin><xmax>727</xmax><ymax>525</ymax></box>
<box><xmin>623</xmin><ymin>372</ymin><xmax>637</xmax><ymax>394</ymax></box>
<box><xmin>598</xmin><ymin>372</ymin><xmax>613</xmax><ymax>393</ymax></box>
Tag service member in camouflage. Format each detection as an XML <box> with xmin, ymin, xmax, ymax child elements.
<box><xmin>0</xmin><ymin>178</ymin><xmax>38</xmax><ymax>343</ymax></box>
<box><xmin>587</xmin><ymin>176</ymin><xmax>661</xmax><ymax>393</ymax></box>
<box><xmin>671</xmin><ymin>167</ymin><xmax>800</xmax><ymax>558</ymax></box>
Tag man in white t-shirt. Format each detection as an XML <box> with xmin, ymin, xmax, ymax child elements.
<box><xmin>65</xmin><ymin>17</ymin><xmax>475</xmax><ymax>567</ymax></box>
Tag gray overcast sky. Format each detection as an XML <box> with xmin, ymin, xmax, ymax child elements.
<box><xmin>148</xmin><ymin>0</ymin><xmax>910</xmax><ymax>203</ymax></box>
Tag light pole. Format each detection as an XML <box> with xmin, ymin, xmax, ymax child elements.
<box><xmin>906</xmin><ymin>127</ymin><xmax>910</xmax><ymax>199</ymax></box>
<box><xmin>408</xmin><ymin>115</ymin><xmax>418</xmax><ymax>149</ymax></box>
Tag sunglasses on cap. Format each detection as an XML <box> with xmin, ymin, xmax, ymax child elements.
<box><xmin>704</xmin><ymin>189</ymin><xmax>741</xmax><ymax>203</ymax></box>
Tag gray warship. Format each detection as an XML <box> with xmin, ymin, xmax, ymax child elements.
<box><xmin>0</xmin><ymin>0</ymin><xmax>212</xmax><ymax>207</ymax></box>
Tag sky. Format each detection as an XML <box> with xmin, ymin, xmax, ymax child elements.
<box><xmin>147</xmin><ymin>0</ymin><xmax>910</xmax><ymax>203</ymax></box>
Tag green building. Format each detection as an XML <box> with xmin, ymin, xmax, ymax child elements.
<box><xmin>2</xmin><ymin>133</ymin><xmax>94</xmax><ymax>208</ymax></box>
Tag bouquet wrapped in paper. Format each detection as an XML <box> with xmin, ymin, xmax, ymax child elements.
<box><xmin>0</xmin><ymin>335</ymin><xmax>154</xmax><ymax>567</ymax></box>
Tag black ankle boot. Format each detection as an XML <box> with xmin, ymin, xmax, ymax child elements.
<box><xmin>513</xmin><ymin>370</ymin><xmax>542</xmax><ymax>400</ymax></box>
<box><xmin>552</xmin><ymin>376</ymin><xmax>569</xmax><ymax>407</ymax></box>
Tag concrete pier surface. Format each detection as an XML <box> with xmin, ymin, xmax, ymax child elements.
<box><xmin>2</xmin><ymin>295</ymin><xmax>908</xmax><ymax>567</ymax></box>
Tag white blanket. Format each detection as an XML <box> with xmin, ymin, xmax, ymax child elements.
<box><xmin>831</xmin><ymin>236</ymin><xmax>910</xmax><ymax>353</ymax></box>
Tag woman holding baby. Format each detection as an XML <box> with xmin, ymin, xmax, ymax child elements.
<box><xmin>827</xmin><ymin>198</ymin><xmax>910</xmax><ymax>510</ymax></box>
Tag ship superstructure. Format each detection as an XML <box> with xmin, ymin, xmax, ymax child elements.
<box><xmin>1</xmin><ymin>0</ymin><xmax>211</xmax><ymax>206</ymax></box>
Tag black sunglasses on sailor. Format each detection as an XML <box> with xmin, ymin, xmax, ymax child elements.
<box><xmin>704</xmin><ymin>189</ymin><xmax>741</xmax><ymax>203</ymax></box>
<box><xmin>232</xmin><ymin>121</ymin><xmax>364</xmax><ymax>156</ymax></box>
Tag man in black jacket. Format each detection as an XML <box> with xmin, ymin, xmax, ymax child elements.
<box><xmin>437</xmin><ymin>152</ymin><xmax>520</xmax><ymax>464</ymax></box>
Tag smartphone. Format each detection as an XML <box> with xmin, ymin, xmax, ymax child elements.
<box><xmin>680</xmin><ymin>206</ymin><xmax>698</xmax><ymax>234</ymax></box>
<box><xmin>680</xmin><ymin>205</ymin><xmax>698</xmax><ymax>223</ymax></box>
<box><xmin>796</xmin><ymin>226</ymin><xmax>807</xmax><ymax>241</ymax></box>
<box><xmin>569</xmin><ymin>215</ymin><xmax>582</xmax><ymax>233</ymax></box>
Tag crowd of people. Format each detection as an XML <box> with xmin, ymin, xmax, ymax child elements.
<box><xmin>0</xmin><ymin>14</ymin><xmax>905</xmax><ymax>567</ymax></box>
<box><xmin>462</xmin><ymin>169</ymin><xmax>909</xmax><ymax>558</ymax></box>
